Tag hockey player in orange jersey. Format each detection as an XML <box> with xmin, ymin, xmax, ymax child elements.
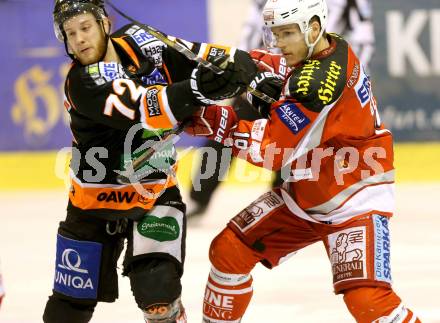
<box><xmin>185</xmin><ymin>0</ymin><xmax>420</xmax><ymax>321</ymax></box>
<box><xmin>44</xmin><ymin>1</ymin><xmax>257</xmax><ymax>322</ymax></box>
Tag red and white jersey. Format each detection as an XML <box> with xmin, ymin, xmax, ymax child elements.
<box><xmin>231</xmin><ymin>34</ymin><xmax>394</xmax><ymax>225</ymax></box>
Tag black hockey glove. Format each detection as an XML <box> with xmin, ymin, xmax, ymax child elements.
<box><xmin>191</xmin><ymin>50</ymin><xmax>257</xmax><ymax>104</ymax></box>
<box><xmin>247</xmin><ymin>71</ymin><xmax>283</xmax><ymax>118</ymax></box>
<box><xmin>165</xmin><ymin>50</ymin><xmax>257</xmax><ymax>122</ymax></box>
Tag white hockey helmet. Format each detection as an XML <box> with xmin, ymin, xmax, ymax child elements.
<box><xmin>262</xmin><ymin>0</ymin><xmax>328</xmax><ymax>58</ymax></box>
<box><xmin>263</xmin><ymin>0</ymin><xmax>328</xmax><ymax>32</ymax></box>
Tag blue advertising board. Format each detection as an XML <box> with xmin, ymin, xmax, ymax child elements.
<box><xmin>371</xmin><ymin>1</ymin><xmax>440</xmax><ymax>141</ymax></box>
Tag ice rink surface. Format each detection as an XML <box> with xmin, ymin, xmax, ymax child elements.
<box><xmin>0</xmin><ymin>183</ymin><xmax>439</xmax><ymax>323</ymax></box>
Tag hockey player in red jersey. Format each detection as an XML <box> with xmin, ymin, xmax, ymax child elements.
<box><xmin>186</xmin><ymin>0</ymin><xmax>420</xmax><ymax>321</ymax></box>
<box><xmin>43</xmin><ymin>1</ymin><xmax>256</xmax><ymax>322</ymax></box>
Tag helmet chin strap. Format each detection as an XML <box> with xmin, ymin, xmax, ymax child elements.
<box><xmin>303</xmin><ymin>27</ymin><xmax>325</xmax><ymax>60</ymax></box>
<box><xmin>63</xmin><ymin>36</ymin><xmax>75</xmax><ymax>60</ymax></box>
<box><xmin>97</xmin><ymin>19</ymin><xmax>111</xmax><ymax>62</ymax></box>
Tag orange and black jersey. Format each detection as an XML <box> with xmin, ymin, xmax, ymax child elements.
<box><xmin>231</xmin><ymin>34</ymin><xmax>394</xmax><ymax>225</ymax></box>
<box><xmin>64</xmin><ymin>23</ymin><xmax>236</xmax><ymax>219</ymax></box>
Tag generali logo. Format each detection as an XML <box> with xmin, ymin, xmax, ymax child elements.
<box><xmin>329</xmin><ymin>229</ymin><xmax>366</xmax><ymax>283</ymax></box>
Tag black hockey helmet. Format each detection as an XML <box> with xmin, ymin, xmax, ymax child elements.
<box><xmin>53</xmin><ymin>0</ymin><xmax>108</xmax><ymax>41</ymax></box>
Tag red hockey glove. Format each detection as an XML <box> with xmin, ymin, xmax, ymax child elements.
<box><xmin>185</xmin><ymin>105</ymin><xmax>238</xmax><ymax>145</ymax></box>
<box><xmin>249</xmin><ymin>49</ymin><xmax>290</xmax><ymax>80</ymax></box>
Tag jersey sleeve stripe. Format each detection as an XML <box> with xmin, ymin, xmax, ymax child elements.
<box><xmin>162</xmin><ymin>62</ymin><xmax>173</xmax><ymax>84</ymax></box>
<box><xmin>281</xmin><ymin>182</ymin><xmax>395</xmax><ymax>225</ymax></box>
<box><xmin>113</xmin><ymin>37</ymin><xmax>140</xmax><ymax>68</ymax></box>
<box><xmin>157</xmin><ymin>86</ymin><xmax>177</xmax><ymax>126</ymax></box>
<box><xmin>66</xmin><ymin>78</ymin><xmax>78</xmax><ymax>111</ymax></box>
<box><xmin>305</xmin><ymin>170</ymin><xmax>395</xmax><ymax>214</ymax></box>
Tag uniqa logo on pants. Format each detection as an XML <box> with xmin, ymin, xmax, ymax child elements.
<box><xmin>55</xmin><ymin>248</ymin><xmax>94</xmax><ymax>289</ymax></box>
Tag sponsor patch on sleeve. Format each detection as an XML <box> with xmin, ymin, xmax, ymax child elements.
<box><xmin>251</xmin><ymin>119</ymin><xmax>267</xmax><ymax>141</ymax></box>
<box><xmin>130</xmin><ymin>29</ymin><xmax>155</xmax><ymax>46</ymax></box>
<box><xmin>126</xmin><ymin>26</ymin><xmax>164</xmax><ymax>66</ymax></box>
<box><xmin>140</xmin><ymin>85</ymin><xmax>177</xmax><ymax>129</ymax></box>
<box><xmin>207</xmin><ymin>46</ymin><xmax>226</xmax><ymax>59</ymax></box>
<box><xmin>354</xmin><ymin>65</ymin><xmax>371</xmax><ymax>107</ymax></box>
<box><xmin>141</xmin><ymin>68</ymin><xmax>167</xmax><ymax>85</ymax></box>
<box><xmin>145</xmin><ymin>87</ymin><xmax>162</xmax><ymax>117</ymax></box>
<box><xmin>199</xmin><ymin>44</ymin><xmax>233</xmax><ymax>62</ymax></box>
<box><xmin>275</xmin><ymin>103</ymin><xmax>310</xmax><ymax>135</ymax></box>
<box><xmin>86</xmin><ymin>62</ymin><xmax>128</xmax><ymax>85</ymax></box>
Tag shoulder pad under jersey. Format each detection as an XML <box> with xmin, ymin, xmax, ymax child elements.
<box><xmin>113</xmin><ymin>23</ymin><xmax>166</xmax><ymax>67</ymax></box>
<box><xmin>286</xmin><ymin>36</ymin><xmax>348</xmax><ymax>112</ymax></box>
<box><xmin>113</xmin><ymin>23</ymin><xmax>194</xmax><ymax>68</ymax></box>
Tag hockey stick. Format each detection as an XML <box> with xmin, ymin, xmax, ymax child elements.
<box><xmin>116</xmin><ymin>121</ymin><xmax>188</xmax><ymax>184</ymax></box>
<box><xmin>105</xmin><ymin>0</ymin><xmax>276</xmax><ymax>104</ymax></box>
<box><xmin>116</xmin><ymin>123</ymin><xmax>187</xmax><ymax>185</ymax></box>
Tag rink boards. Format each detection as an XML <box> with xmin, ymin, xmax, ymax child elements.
<box><xmin>0</xmin><ymin>142</ymin><xmax>439</xmax><ymax>191</ymax></box>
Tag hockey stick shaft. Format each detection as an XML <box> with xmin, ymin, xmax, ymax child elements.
<box><xmin>133</xmin><ymin>123</ymin><xmax>187</xmax><ymax>171</ymax></box>
<box><xmin>105</xmin><ymin>0</ymin><xmax>276</xmax><ymax>104</ymax></box>
<box><xmin>105</xmin><ymin>0</ymin><xmax>224</xmax><ymax>73</ymax></box>
<box><xmin>116</xmin><ymin>121</ymin><xmax>188</xmax><ymax>184</ymax></box>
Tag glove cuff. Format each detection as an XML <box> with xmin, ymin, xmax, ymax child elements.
<box><xmin>166</xmin><ymin>79</ymin><xmax>200</xmax><ymax>121</ymax></box>
<box><xmin>189</xmin><ymin>69</ymin><xmax>218</xmax><ymax>105</ymax></box>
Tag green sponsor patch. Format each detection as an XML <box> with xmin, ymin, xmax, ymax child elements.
<box><xmin>87</xmin><ymin>64</ymin><xmax>99</xmax><ymax>75</ymax></box>
<box><xmin>137</xmin><ymin>215</ymin><xmax>180</xmax><ymax>241</ymax></box>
